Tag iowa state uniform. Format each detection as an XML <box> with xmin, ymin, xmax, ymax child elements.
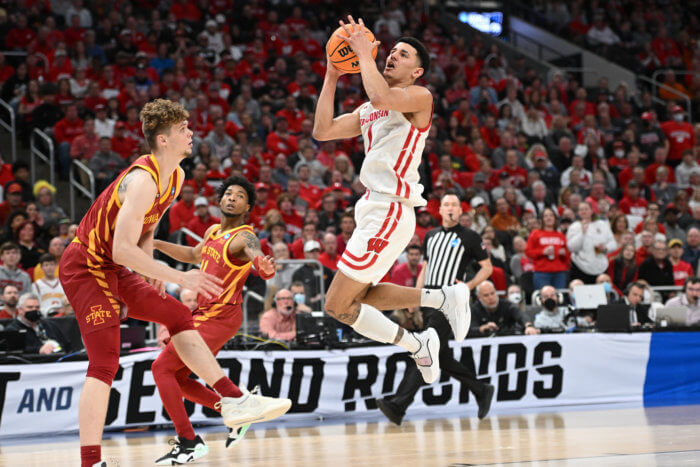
<box><xmin>59</xmin><ymin>154</ymin><xmax>193</xmax><ymax>385</ymax></box>
<box><xmin>150</xmin><ymin>224</ymin><xmax>254</xmax><ymax>424</ymax></box>
<box><xmin>192</xmin><ymin>224</ymin><xmax>254</xmax><ymax>333</ymax></box>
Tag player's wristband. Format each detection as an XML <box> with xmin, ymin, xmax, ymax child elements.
<box><xmin>253</xmin><ymin>256</ymin><xmax>275</xmax><ymax>280</ymax></box>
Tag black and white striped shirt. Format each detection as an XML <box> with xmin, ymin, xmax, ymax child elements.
<box><xmin>423</xmin><ymin>225</ymin><xmax>488</xmax><ymax>288</ymax></box>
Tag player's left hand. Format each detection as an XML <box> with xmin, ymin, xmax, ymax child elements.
<box><xmin>257</xmin><ymin>255</ymin><xmax>276</xmax><ymax>277</ymax></box>
<box><xmin>337</xmin><ymin>16</ymin><xmax>380</xmax><ymax>60</ymax></box>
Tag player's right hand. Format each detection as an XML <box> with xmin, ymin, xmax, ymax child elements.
<box><xmin>179</xmin><ymin>269</ymin><xmax>224</xmax><ymax>299</ymax></box>
<box><xmin>326</xmin><ymin>55</ymin><xmax>346</xmax><ymax>78</ymax></box>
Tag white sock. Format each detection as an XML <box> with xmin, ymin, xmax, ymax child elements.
<box><xmin>396</xmin><ymin>329</ymin><xmax>421</xmax><ymax>353</ymax></box>
<box><xmin>350</xmin><ymin>304</ymin><xmax>421</xmax><ymax>353</ymax></box>
<box><xmin>421</xmin><ymin>288</ymin><xmax>445</xmax><ymax>309</ymax></box>
<box><xmin>351</xmin><ymin>303</ymin><xmax>400</xmax><ymax>344</ymax></box>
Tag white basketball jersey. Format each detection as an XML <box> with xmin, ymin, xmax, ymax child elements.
<box><xmin>358</xmin><ymin>102</ymin><xmax>431</xmax><ymax>207</ymax></box>
<box><xmin>32</xmin><ymin>278</ymin><xmax>67</xmax><ymax>316</ymax></box>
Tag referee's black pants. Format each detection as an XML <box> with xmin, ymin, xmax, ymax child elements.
<box><xmin>386</xmin><ymin>308</ymin><xmax>488</xmax><ymax>415</ymax></box>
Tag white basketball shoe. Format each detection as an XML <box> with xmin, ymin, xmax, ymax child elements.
<box><xmin>217</xmin><ymin>386</ymin><xmax>292</xmax><ymax>428</ymax></box>
<box><xmin>410</xmin><ymin>328</ymin><xmax>440</xmax><ymax>384</ymax></box>
<box><xmin>439</xmin><ymin>283</ymin><xmax>471</xmax><ymax>342</ymax></box>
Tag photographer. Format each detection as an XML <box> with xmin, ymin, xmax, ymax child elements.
<box><xmin>471</xmin><ymin>281</ymin><xmax>539</xmax><ymax>336</ymax></box>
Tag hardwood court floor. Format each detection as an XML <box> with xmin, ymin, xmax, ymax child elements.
<box><xmin>1</xmin><ymin>405</ymin><xmax>700</xmax><ymax>466</ymax></box>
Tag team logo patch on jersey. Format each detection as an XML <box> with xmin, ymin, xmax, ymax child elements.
<box><xmin>367</xmin><ymin>237</ymin><xmax>389</xmax><ymax>253</ymax></box>
<box><xmin>450</xmin><ymin>238</ymin><xmax>459</xmax><ymax>247</ymax></box>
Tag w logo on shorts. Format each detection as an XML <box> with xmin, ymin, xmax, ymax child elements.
<box><xmin>367</xmin><ymin>237</ymin><xmax>389</xmax><ymax>253</ymax></box>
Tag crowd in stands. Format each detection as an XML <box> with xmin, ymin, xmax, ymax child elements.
<box><xmin>527</xmin><ymin>0</ymin><xmax>699</xmax><ymax>85</ymax></box>
<box><xmin>0</xmin><ymin>1</ymin><xmax>699</xmax><ymax>344</ymax></box>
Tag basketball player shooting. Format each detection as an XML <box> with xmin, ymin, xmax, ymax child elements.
<box><xmin>313</xmin><ymin>16</ymin><xmax>471</xmax><ymax>383</ymax></box>
<box><xmin>150</xmin><ymin>175</ymin><xmax>291</xmax><ymax>464</ymax></box>
<box><xmin>59</xmin><ymin>100</ymin><xmax>284</xmax><ymax>467</ymax></box>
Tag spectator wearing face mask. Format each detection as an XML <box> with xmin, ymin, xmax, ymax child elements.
<box><xmin>534</xmin><ymin>285</ymin><xmax>568</xmax><ymax>330</ymax></box>
<box><xmin>506</xmin><ymin>284</ymin><xmax>525</xmax><ymax>311</ymax></box>
<box><xmin>5</xmin><ymin>293</ymin><xmax>72</xmax><ymax>354</ymax></box>
<box><xmin>665</xmin><ymin>276</ymin><xmax>700</xmax><ymax>326</ymax></box>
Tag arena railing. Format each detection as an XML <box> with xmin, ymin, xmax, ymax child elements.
<box><xmin>69</xmin><ymin>159</ymin><xmax>95</xmax><ymax>221</ymax></box>
<box><xmin>650</xmin><ymin>70</ymin><xmax>695</xmax><ymax>122</ymax></box>
<box><xmin>0</xmin><ymin>99</ymin><xmax>16</xmax><ymax>162</ymax></box>
<box><xmin>29</xmin><ymin>128</ymin><xmax>54</xmax><ymax>186</ymax></box>
<box><xmin>637</xmin><ymin>74</ymin><xmax>692</xmax><ymax>122</ymax></box>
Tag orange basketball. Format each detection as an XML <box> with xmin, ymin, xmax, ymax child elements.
<box><xmin>326</xmin><ymin>25</ymin><xmax>377</xmax><ymax>74</ymax></box>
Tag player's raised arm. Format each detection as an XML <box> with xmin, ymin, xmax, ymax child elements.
<box><xmin>312</xmin><ymin>56</ymin><xmax>362</xmax><ymax>141</ymax></box>
<box><xmin>229</xmin><ymin>229</ymin><xmax>276</xmax><ymax>279</ymax></box>
<box><xmin>154</xmin><ymin>224</ymin><xmax>217</xmax><ymax>265</ymax></box>
<box><xmin>339</xmin><ymin>16</ymin><xmax>433</xmax><ymax>114</ymax></box>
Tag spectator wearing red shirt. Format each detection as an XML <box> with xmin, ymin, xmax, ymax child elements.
<box><xmin>492</xmin><ymin>149</ymin><xmax>528</xmax><ymax>189</ymax></box>
<box><xmin>5</xmin><ymin>14</ymin><xmax>36</xmax><ymax>50</ymax></box>
<box><xmin>318</xmin><ymin>233</ymin><xmax>339</xmax><ymax>271</ymax></box>
<box><xmin>63</xmin><ymin>14</ymin><xmax>86</xmax><ymax>48</ymax></box>
<box><xmin>54</xmin><ymin>104</ymin><xmax>84</xmax><ymax>178</ymax></box>
<box><xmin>266</xmin><ymin>117</ymin><xmax>298</xmax><ymax>156</ymax></box>
<box><xmin>636</xmin><ymin>230</ymin><xmax>655</xmax><ymax>266</ymax></box>
<box><xmin>183</xmin><ymin>162</ymin><xmax>215</xmax><ymax>200</ymax></box>
<box><xmin>525</xmin><ymin>207</ymin><xmax>570</xmax><ymax>290</ymax></box>
<box><xmin>277</xmin><ymin>193</ymin><xmax>303</xmax><ymax>237</ymax></box>
<box><xmin>258</xmin><ymin>165</ymin><xmax>283</xmax><ymax>201</ymax></box>
<box><xmin>336</xmin><ymin>212</ymin><xmax>355</xmax><ymax>256</ymax></box>
<box><xmin>168</xmin><ymin>184</ymin><xmax>196</xmax><ymax>234</ymax></box>
<box><xmin>290</xmin><ymin>222</ymin><xmax>319</xmax><ymax>259</ymax></box>
<box><xmin>248</xmin><ymin>183</ymin><xmax>277</xmax><ymax>231</ymax></box>
<box><xmin>170</xmin><ymin>0</ymin><xmax>202</xmax><ymax>21</ymax></box>
<box><xmin>480</xmin><ymin>115</ymin><xmax>501</xmax><ymax>149</ymax></box>
<box><xmin>287</xmin><ymin>69</ymin><xmax>317</xmax><ymax>96</ymax></box>
<box><xmin>275</xmin><ymin>96</ymin><xmax>306</xmax><ymax>133</ymax></box>
<box><xmin>296</xmin><ymin>164</ymin><xmax>322</xmax><ymax>205</ymax></box>
<box><xmin>644</xmin><ymin>147</ymin><xmax>675</xmax><ymax>185</ymax></box>
<box><xmin>389</xmin><ymin>245</ymin><xmax>423</xmax><ymax>287</ymax></box>
<box><xmin>669</xmin><ymin>238</ymin><xmax>693</xmax><ymax>286</ymax></box>
<box><xmin>619</xmin><ymin>181</ymin><xmax>648</xmax><ymax>218</ymax></box>
<box><xmin>69</xmin><ymin>118</ymin><xmax>100</xmax><ymax>162</ymax></box>
<box><xmin>0</xmin><ymin>182</ymin><xmax>25</xmax><ymax>226</ymax></box>
<box><xmin>651</xmin><ymin>25</ymin><xmax>683</xmax><ymax>67</ymax></box>
<box><xmin>185</xmin><ymin>197</ymin><xmax>220</xmax><ymax>246</ymax></box>
<box><xmin>584</xmin><ymin>181</ymin><xmax>616</xmax><ymax>215</ymax></box>
<box><xmin>110</xmin><ymin>121</ymin><xmax>139</xmax><ymax>160</ymax></box>
<box><xmin>414</xmin><ymin>208</ymin><xmax>434</xmax><ymax>244</ymax></box>
<box><xmin>0</xmin><ymin>156</ymin><xmax>14</xmax><ymax>187</ymax></box>
<box><xmin>660</xmin><ymin>106</ymin><xmax>696</xmax><ymax>164</ymax></box>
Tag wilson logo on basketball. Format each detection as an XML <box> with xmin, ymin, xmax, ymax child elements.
<box><xmin>86</xmin><ymin>304</ymin><xmax>111</xmax><ymax>325</ymax></box>
<box><xmin>367</xmin><ymin>237</ymin><xmax>389</xmax><ymax>253</ymax></box>
<box><xmin>338</xmin><ymin>46</ymin><xmax>352</xmax><ymax>57</ymax></box>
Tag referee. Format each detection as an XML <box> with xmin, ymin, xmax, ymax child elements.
<box><xmin>377</xmin><ymin>193</ymin><xmax>495</xmax><ymax>425</ymax></box>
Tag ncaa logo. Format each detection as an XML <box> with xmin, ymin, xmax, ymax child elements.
<box><xmin>171</xmin><ymin>187</ymin><xmax>176</xmax><ymax>196</ymax></box>
<box><xmin>450</xmin><ymin>238</ymin><xmax>459</xmax><ymax>247</ymax></box>
<box><xmin>224</xmin><ymin>233</ymin><xmax>231</xmax><ymax>239</ymax></box>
